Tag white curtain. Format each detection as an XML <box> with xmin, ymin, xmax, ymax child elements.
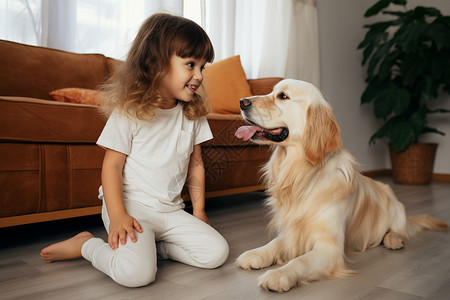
<box><xmin>1</xmin><ymin>0</ymin><xmax>319</xmax><ymax>84</ymax></box>
<box><xmin>206</xmin><ymin>0</ymin><xmax>320</xmax><ymax>85</ymax></box>
<box><xmin>47</xmin><ymin>0</ymin><xmax>183</xmax><ymax>59</ymax></box>
<box><xmin>286</xmin><ymin>0</ymin><xmax>320</xmax><ymax>86</ymax></box>
<box><xmin>1</xmin><ymin>0</ymin><xmax>183</xmax><ymax>59</ymax></box>
<box><xmin>1</xmin><ymin>0</ymin><xmax>43</xmax><ymax>46</ymax></box>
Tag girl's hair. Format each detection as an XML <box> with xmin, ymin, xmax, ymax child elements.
<box><xmin>99</xmin><ymin>13</ymin><xmax>214</xmax><ymax>120</ymax></box>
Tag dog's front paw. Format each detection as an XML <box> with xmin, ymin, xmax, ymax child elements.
<box><xmin>236</xmin><ymin>249</ymin><xmax>273</xmax><ymax>270</ymax></box>
<box><xmin>258</xmin><ymin>268</ymin><xmax>296</xmax><ymax>293</ymax></box>
<box><xmin>383</xmin><ymin>232</ymin><xmax>404</xmax><ymax>250</ymax></box>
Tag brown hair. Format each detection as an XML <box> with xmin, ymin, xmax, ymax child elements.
<box><xmin>100</xmin><ymin>13</ymin><xmax>214</xmax><ymax>120</ymax></box>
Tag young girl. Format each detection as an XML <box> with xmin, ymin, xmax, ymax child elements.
<box><xmin>40</xmin><ymin>13</ymin><xmax>229</xmax><ymax>288</ymax></box>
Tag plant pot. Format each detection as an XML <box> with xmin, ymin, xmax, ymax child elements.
<box><xmin>389</xmin><ymin>143</ymin><xmax>437</xmax><ymax>185</ymax></box>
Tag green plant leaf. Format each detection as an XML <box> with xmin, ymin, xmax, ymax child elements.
<box><xmin>409</xmin><ymin>110</ymin><xmax>426</xmax><ymax>135</ymax></box>
<box><xmin>358</xmin><ymin>23</ymin><xmax>391</xmax><ymax>65</ymax></box>
<box><xmin>377</xmin><ymin>50</ymin><xmax>399</xmax><ymax>81</ymax></box>
<box><xmin>362</xmin><ymin>20</ymin><xmax>397</xmax><ymax>30</ymax></box>
<box><xmin>370</xmin><ymin>84</ymin><xmax>410</xmax><ymax>119</ymax></box>
<box><xmin>395</xmin><ymin>22</ymin><xmax>427</xmax><ymax>51</ymax></box>
<box><xmin>441</xmin><ymin>16</ymin><xmax>450</xmax><ymax>27</ymax></box>
<box><xmin>383</xmin><ymin>110</ymin><xmax>427</xmax><ymax>152</ymax></box>
<box><xmin>426</xmin><ymin>22</ymin><xmax>447</xmax><ymax>50</ymax></box>
<box><xmin>361</xmin><ymin>83</ymin><xmax>377</xmax><ymax>105</ymax></box>
<box><xmin>430</xmin><ymin>56</ymin><xmax>443</xmax><ymax>79</ymax></box>
<box><xmin>364</xmin><ymin>0</ymin><xmax>391</xmax><ymax>17</ymax></box>
<box><xmin>413</xmin><ymin>6</ymin><xmax>442</xmax><ymax>18</ymax></box>
<box><xmin>400</xmin><ymin>53</ymin><xmax>424</xmax><ymax>85</ymax></box>
<box><xmin>389</xmin><ymin>120</ymin><xmax>417</xmax><ymax>152</ymax></box>
<box><xmin>445</xmin><ymin>66</ymin><xmax>450</xmax><ymax>87</ymax></box>
<box><xmin>361</xmin><ymin>44</ymin><xmax>375</xmax><ymax>65</ymax></box>
<box><xmin>423</xmin><ymin>126</ymin><xmax>446</xmax><ymax>135</ymax></box>
<box><xmin>364</xmin><ymin>32</ymin><xmax>390</xmax><ymax>66</ymax></box>
<box><xmin>429</xmin><ymin>108</ymin><xmax>450</xmax><ymax>114</ymax></box>
<box><xmin>367</xmin><ymin>41</ymin><xmax>392</xmax><ymax>79</ymax></box>
<box><xmin>382</xmin><ymin>11</ymin><xmax>406</xmax><ymax>17</ymax></box>
<box><xmin>361</xmin><ymin>79</ymin><xmax>388</xmax><ymax>104</ymax></box>
<box><xmin>374</xmin><ymin>94</ymin><xmax>396</xmax><ymax>119</ymax></box>
<box><xmin>369</xmin><ymin>120</ymin><xmax>391</xmax><ymax>145</ymax></box>
<box><xmin>393</xmin><ymin>88</ymin><xmax>410</xmax><ymax>115</ymax></box>
<box><xmin>418</xmin><ymin>75</ymin><xmax>437</xmax><ymax>101</ymax></box>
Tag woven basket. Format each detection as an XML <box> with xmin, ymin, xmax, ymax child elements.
<box><xmin>389</xmin><ymin>143</ymin><xmax>437</xmax><ymax>185</ymax></box>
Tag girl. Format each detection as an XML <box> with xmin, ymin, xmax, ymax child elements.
<box><xmin>40</xmin><ymin>13</ymin><xmax>229</xmax><ymax>288</ymax></box>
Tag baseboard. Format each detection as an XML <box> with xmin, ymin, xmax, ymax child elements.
<box><xmin>205</xmin><ymin>185</ymin><xmax>266</xmax><ymax>199</ymax></box>
<box><xmin>432</xmin><ymin>173</ymin><xmax>450</xmax><ymax>183</ymax></box>
<box><xmin>362</xmin><ymin>169</ymin><xmax>450</xmax><ymax>183</ymax></box>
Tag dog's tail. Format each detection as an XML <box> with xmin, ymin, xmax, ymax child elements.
<box><xmin>406</xmin><ymin>214</ymin><xmax>448</xmax><ymax>237</ymax></box>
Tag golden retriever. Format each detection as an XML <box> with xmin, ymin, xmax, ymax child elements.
<box><xmin>234</xmin><ymin>79</ymin><xmax>448</xmax><ymax>292</ymax></box>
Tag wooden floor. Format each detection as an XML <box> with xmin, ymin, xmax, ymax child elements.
<box><xmin>1</xmin><ymin>177</ymin><xmax>449</xmax><ymax>300</ymax></box>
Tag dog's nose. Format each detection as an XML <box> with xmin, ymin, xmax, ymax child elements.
<box><xmin>240</xmin><ymin>98</ymin><xmax>252</xmax><ymax>111</ymax></box>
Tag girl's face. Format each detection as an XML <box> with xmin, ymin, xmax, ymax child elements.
<box><xmin>159</xmin><ymin>55</ymin><xmax>207</xmax><ymax>109</ymax></box>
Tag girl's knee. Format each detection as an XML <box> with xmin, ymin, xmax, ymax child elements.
<box><xmin>111</xmin><ymin>257</ymin><xmax>157</xmax><ymax>287</ymax></box>
<box><xmin>201</xmin><ymin>237</ymin><xmax>229</xmax><ymax>269</ymax></box>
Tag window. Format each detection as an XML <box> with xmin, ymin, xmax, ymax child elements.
<box><xmin>1</xmin><ymin>0</ymin><xmax>187</xmax><ymax>59</ymax></box>
<box><xmin>1</xmin><ymin>0</ymin><xmax>319</xmax><ymax>82</ymax></box>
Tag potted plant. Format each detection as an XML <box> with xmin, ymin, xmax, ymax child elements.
<box><xmin>358</xmin><ymin>0</ymin><xmax>450</xmax><ymax>184</ymax></box>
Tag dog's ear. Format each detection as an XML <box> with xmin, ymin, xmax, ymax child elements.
<box><xmin>302</xmin><ymin>103</ymin><xmax>342</xmax><ymax>165</ymax></box>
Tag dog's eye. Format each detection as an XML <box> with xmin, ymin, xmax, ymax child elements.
<box><xmin>278</xmin><ymin>92</ymin><xmax>289</xmax><ymax>100</ymax></box>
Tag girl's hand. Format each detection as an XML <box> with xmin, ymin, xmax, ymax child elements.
<box><xmin>193</xmin><ymin>210</ymin><xmax>210</xmax><ymax>225</ymax></box>
<box><xmin>108</xmin><ymin>213</ymin><xmax>143</xmax><ymax>250</ymax></box>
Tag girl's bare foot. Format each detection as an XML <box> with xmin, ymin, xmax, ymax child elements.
<box><xmin>40</xmin><ymin>231</ymin><xmax>94</xmax><ymax>263</ymax></box>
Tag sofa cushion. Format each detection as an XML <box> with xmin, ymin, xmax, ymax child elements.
<box><xmin>203</xmin><ymin>55</ymin><xmax>252</xmax><ymax>114</ymax></box>
<box><xmin>0</xmin><ymin>96</ymin><xmax>106</xmax><ymax>143</ymax></box>
<box><xmin>50</xmin><ymin>88</ymin><xmax>102</xmax><ymax>106</ymax></box>
<box><xmin>0</xmin><ymin>40</ymin><xmax>110</xmax><ymax>100</ymax></box>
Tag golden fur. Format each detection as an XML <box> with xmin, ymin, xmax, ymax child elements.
<box><xmin>235</xmin><ymin>79</ymin><xmax>448</xmax><ymax>292</ymax></box>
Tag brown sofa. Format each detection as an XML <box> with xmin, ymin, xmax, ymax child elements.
<box><xmin>0</xmin><ymin>40</ymin><xmax>282</xmax><ymax>227</ymax></box>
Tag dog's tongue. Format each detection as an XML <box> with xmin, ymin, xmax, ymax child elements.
<box><xmin>235</xmin><ymin>126</ymin><xmax>262</xmax><ymax>141</ymax></box>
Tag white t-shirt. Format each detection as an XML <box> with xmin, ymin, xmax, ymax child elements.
<box><xmin>97</xmin><ymin>103</ymin><xmax>213</xmax><ymax>212</ymax></box>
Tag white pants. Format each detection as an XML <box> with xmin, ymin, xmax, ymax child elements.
<box><xmin>81</xmin><ymin>200</ymin><xmax>229</xmax><ymax>287</ymax></box>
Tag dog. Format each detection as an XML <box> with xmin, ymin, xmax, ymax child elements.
<box><xmin>234</xmin><ymin>79</ymin><xmax>448</xmax><ymax>292</ymax></box>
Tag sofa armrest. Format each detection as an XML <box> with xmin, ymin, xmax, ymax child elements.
<box><xmin>247</xmin><ymin>77</ymin><xmax>283</xmax><ymax>95</ymax></box>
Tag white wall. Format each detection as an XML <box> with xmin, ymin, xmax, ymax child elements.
<box><xmin>316</xmin><ymin>0</ymin><xmax>450</xmax><ymax>174</ymax></box>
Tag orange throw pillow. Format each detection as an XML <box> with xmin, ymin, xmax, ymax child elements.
<box><xmin>49</xmin><ymin>88</ymin><xmax>101</xmax><ymax>106</ymax></box>
<box><xmin>202</xmin><ymin>55</ymin><xmax>252</xmax><ymax>114</ymax></box>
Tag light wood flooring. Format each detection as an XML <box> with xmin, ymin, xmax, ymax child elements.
<box><xmin>1</xmin><ymin>177</ymin><xmax>449</xmax><ymax>300</ymax></box>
